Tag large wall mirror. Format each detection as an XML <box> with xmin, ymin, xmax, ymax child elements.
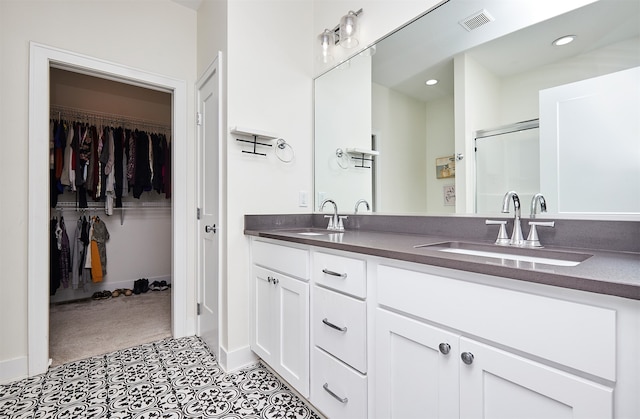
<box><xmin>314</xmin><ymin>0</ymin><xmax>639</xmax><ymax>219</ymax></box>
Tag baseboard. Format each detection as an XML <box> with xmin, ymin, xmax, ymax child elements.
<box><xmin>49</xmin><ymin>274</ymin><xmax>172</xmax><ymax>304</ymax></box>
<box><xmin>219</xmin><ymin>345</ymin><xmax>257</xmax><ymax>372</ymax></box>
<box><xmin>0</xmin><ymin>356</ymin><xmax>28</xmax><ymax>385</ymax></box>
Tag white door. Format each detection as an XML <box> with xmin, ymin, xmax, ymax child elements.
<box><xmin>196</xmin><ymin>57</ymin><xmax>220</xmax><ymax>356</ymax></box>
<box><xmin>375</xmin><ymin>308</ymin><xmax>459</xmax><ymax>419</ymax></box>
<box><xmin>277</xmin><ymin>272</ymin><xmax>309</xmax><ymax>397</ymax></box>
<box><xmin>459</xmin><ymin>337</ymin><xmax>613</xmax><ymax>419</ymax></box>
<box><xmin>252</xmin><ymin>265</ymin><xmax>276</xmax><ymax>363</ymax></box>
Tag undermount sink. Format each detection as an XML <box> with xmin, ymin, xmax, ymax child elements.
<box><xmin>277</xmin><ymin>228</ymin><xmax>340</xmax><ymax>236</ymax></box>
<box><xmin>414</xmin><ymin>241</ymin><xmax>592</xmax><ymax>267</ymax></box>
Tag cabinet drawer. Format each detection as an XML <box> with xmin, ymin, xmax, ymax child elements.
<box><xmin>377</xmin><ymin>264</ymin><xmax>617</xmax><ymax>381</ymax></box>
<box><xmin>313</xmin><ymin>251</ymin><xmax>366</xmax><ymax>298</ymax></box>
<box><xmin>252</xmin><ymin>240</ymin><xmax>309</xmax><ymax>280</ymax></box>
<box><xmin>311</xmin><ymin>347</ymin><xmax>367</xmax><ymax>419</ymax></box>
<box><xmin>313</xmin><ymin>286</ymin><xmax>367</xmax><ymax>373</ymax></box>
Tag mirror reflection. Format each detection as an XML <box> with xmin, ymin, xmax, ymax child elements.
<box><xmin>314</xmin><ymin>0</ymin><xmax>640</xmax><ymax>218</ymax></box>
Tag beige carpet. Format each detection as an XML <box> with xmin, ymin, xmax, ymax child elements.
<box><xmin>49</xmin><ymin>290</ymin><xmax>172</xmax><ymax>366</ymax></box>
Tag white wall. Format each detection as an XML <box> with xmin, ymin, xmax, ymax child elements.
<box><xmin>197</xmin><ymin>0</ymin><xmax>315</xmax><ymax>366</ymax></box>
<box><xmin>372</xmin><ymin>83</ymin><xmax>427</xmax><ymax>213</ymax></box>
<box><xmin>455</xmin><ymin>53</ymin><xmax>501</xmax><ymax>213</ymax></box>
<box><xmin>425</xmin><ymin>96</ymin><xmax>456</xmax><ymax>214</ymax></box>
<box><xmin>0</xmin><ymin>0</ymin><xmax>197</xmax><ymax>381</ymax></box>
<box><xmin>316</xmin><ymin>55</ymin><xmax>373</xmax><ymax>212</ymax></box>
<box><xmin>313</xmin><ymin>0</ymin><xmax>445</xmax><ymax>77</ymax></box>
<box><xmin>49</xmin><ymin>211</ymin><xmax>172</xmax><ymax>303</ymax></box>
<box><xmin>194</xmin><ymin>0</ymin><xmax>442</xmax><ymax>368</ymax></box>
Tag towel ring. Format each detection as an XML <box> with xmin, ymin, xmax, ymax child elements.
<box><xmin>335</xmin><ymin>148</ymin><xmax>349</xmax><ymax>169</ymax></box>
<box><xmin>275</xmin><ymin>139</ymin><xmax>295</xmax><ymax>163</ymax></box>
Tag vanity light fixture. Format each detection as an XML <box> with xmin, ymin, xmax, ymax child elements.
<box><xmin>318</xmin><ymin>29</ymin><xmax>335</xmax><ymax>63</ymax></box>
<box><xmin>425</xmin><ymin>79</ymin><xmax>438</xmax><ymax>86</ymax></box>
<box><xmin>339</xmin><ymin>9</ymin><xmax>361</xmax><ymax>48</ymax></box>
<box><xmin>552</xmin><ymin>35</ymin><xmax>576</xmax><ymax>46</ymax></box>
<box><xmin>318</xmin><ymin>8</ymin><xmax>363</xmax><ymax>61</ymax></box>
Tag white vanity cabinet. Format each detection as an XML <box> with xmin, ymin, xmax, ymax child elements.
<box><xmin>249</xmin><ymin>235</ymin><xmax>639</xmax><ymax>418</ymax></box>
<box><xmin>375</xmin><ymin>263</ymin><xmax>617</xmax><ymax>419</ymax></box>
<box><xmin>310</xmin><ymin>250</ymin><xmax>368</xmax><ymax>419</ymax></box>
<box><xmin>250</xmin><ymin>239</ymin><xmax>310</xmax><ymax>397</ymax></box>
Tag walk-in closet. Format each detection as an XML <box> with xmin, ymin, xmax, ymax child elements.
<box><xmin>48</xmin><ymin>68</ymin><xmax>173</xmax><ymax>365</ymax></box>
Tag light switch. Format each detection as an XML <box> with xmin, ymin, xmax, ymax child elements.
<box><xmin>299</xmin><ymin>190</ymin><xmax>309</xmax><ymax>207</ymax></box>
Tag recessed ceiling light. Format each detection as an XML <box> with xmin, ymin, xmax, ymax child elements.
<box><xmin>425</xmin><ymin>79</ymin><xmax>438</xmax><ymax>86</ymax></box>
<box><xmin>552</xmin><ymin>35</ymin><xmax>576</xmax><ymax>46</ymax></box>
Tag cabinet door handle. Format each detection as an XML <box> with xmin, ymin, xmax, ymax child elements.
<box><xmin>323</xmin><ymin>383</ymin><xmax>348</xmax><ymax>404</ymax></box>
<box><xmin>461</xmin><ymin>351</ymin><xmax>474</xmax><ymax>365</ymax></box>
<box><xmin>439</xmin><ymin>343</ymin><xmax>451</xmax><ymax>355</ymax></box>
<box><xmin>322</xmin><ymin>318</ymin><xmax>347</xmax><ymax>332</ymax></box>
<box><xmin>322</xmin><ymin>268</ymin><xmax>347</xmax><ymax>278</ymax></box>
<box><xmin>266</xmin><ymin>276</ymin><xmax>279</xmax><ymax>285</ymax></box>
<box><xmin>205</xmin><ymin>224</ymin><xmax>216</xmax><ymax>233</ymax></box>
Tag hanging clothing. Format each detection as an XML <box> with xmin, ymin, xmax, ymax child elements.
<box><xmin>90</xmin><ymin>240</ymin><xmax>102</xmax><ymax>282</ymax></box>
<box><xmin>58</xmin><ymin>217</ymin><xmax>71</xmax><ymax>289</ymax></box>
<box><xmin>49</xmin><ymin>218</ymin><xmax>61</xmax><ymax>295</ymax></box>
<box><xmin>133</xmin><ymin>130</ymin><xmax>151</xmax><ymax>198</ymax></box>
<box><xmin>114</xmin><ymin>127</ymin><xmax>124</xmax><ymax>207</ymax></box>
<box><xmin>91</xmin><ymin>217</ymin><xmax>110</xmax><ymax>277</ymax></box>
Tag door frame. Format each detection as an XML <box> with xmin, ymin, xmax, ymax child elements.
<box><xmin>28</xmin><ymin>42</ymin><xmax>189</xmax><ymax>376</ymax></box>
<box><xmin>195</xmin><ymin>54</ymin><xmax>223</xmax><ymax>360</ymax></box>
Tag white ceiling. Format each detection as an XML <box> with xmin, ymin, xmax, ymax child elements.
<box><xmin>371</xmin><ymin>0</ymin><xmax>640</xmax><ymax>103</ymax></box>
<box><xmin>172</xmin><ymin>0</ymin><xmax>202</xmax><ymax>11</ymax></box>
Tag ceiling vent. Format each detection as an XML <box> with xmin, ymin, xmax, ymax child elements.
<box><xmin>459</xmin><ymin>9</ymin><xmax>494</xmax><ymax>32</ymax></box>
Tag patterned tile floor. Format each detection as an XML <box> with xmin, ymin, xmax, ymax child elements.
<box><xmin>0</xmin><ymin>336</ymin><xmax>322</xmax><ymax>419</ymax></box>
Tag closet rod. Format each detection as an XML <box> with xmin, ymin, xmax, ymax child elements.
<box><xmin>50</xmin><ymin>104</ymin><xmax>171</xmax><ymax>132</ymax></box>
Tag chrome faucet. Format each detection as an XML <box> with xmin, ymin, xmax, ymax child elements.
<box><xmin>501</xmin><ymin>191</ymin><xmax>524</xmax><ymax>246</ymax></box>
<box><xmin>320</xmin><ymin>199</ymin><xmax>343</xmax><ymax>231</ymax></box>
<box><xmin>354</xmin><ymin>199</ymin><xmax>370</xmax><ymax>213</ymax></box>
<box><xmin>526</xmin><ymin>193</ymin><xmax>554</xmax><ymax>247</ymax></box>
<box><xmin>530</xmin><ymin>193</ymin><xmax>547</xmax><ymax>218</ymax></box>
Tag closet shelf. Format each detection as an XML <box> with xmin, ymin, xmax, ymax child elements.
<box><xmin>54</xmin><ymin>201</ymin><xmax>170</xmax><ymax>226</ymax></box>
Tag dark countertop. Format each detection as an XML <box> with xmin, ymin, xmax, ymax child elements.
<box><xmin>245</xmin><ymin>226</ymin><xmax>640</xmax><ymax>301</ymax></box>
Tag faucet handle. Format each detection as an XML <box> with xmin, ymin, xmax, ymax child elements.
<box><xmin>486</xmin><ymin>219</ymin><xmax>509</xmax><ymax>246</ymax></box>
<box><xmin>525</xmin><ymin>221</ymin><xmax>555</xmax><ymax>248</ymax></box>
<box><xmin>337</xmin><ymin>215</ymin><xmax>348</xmax><ymax>231</ymax></box>
<box><xmin>324</xmin><ymin>215</ymin><xmax>335</xmax><ymax>230</ymax></box>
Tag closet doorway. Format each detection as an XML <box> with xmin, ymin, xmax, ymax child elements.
<box><xmin>28</xmin><ymin>43</ymin><xmax>189</xmax><ymax>376</ymax></box>
<box><xmin>48</xmin><ymin>68</ymin><xmax>173</xmax><ymax>366</ymax></box>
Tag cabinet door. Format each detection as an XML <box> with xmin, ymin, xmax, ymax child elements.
<box><xmin>277</xmin><ymin>272</ymin><xmax>310</xmax><ymax>397</ymax></box>
<box><xmin>459</xmin><ymin>338</ymin><xmax>613</xmax><ymax>419</ymax></box>
<box><xmin>375</xmin><ymin>308</ymin><xmax>459</xmax><ymax>419</ymax></box>
<box><xmin>251</xmin><ymin>265</ymin><xmax>276</xmax><ymax>364</ymax></box>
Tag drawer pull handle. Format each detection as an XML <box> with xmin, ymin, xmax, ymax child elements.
<box><xmin>322</xmin><ymin>318</ymin><xmax>347</xmax><ymax>332</ymax></box>
<box><xmin>323</xmin><ymin>383</ymin><xmax>348</xmax><ymax>404</ymax></box>
<box><xmin>322</xmin><ymin>268</ymin><xmax>347</xmax><ymax>278</ymax></box>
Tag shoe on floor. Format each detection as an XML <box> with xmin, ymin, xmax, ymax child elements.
<box><xmin>112</xmin><ymin>289</ymin><xmax>121</xmax><ymax>298</ymax></box>
<box><xmin>140</xmin><ymin>278</ymin><xmax>149</xmax><ymax>293</ymax></box>
<box><xmin>133</xmin><ymin>279</ymin><xmax>142</xmax><ymax>295</ymax></box>
<box><xmin>149</xmin><ymin>281</ymin><xmax>161</xmax><ymax>291</ymax></box>
<box><xmin>100</xmin><ymin>290</ymin><xmax>112</xmax><ymax>300</ymax></box>
<box><xmin>122</xmin><ymin>288</ymin><xmax>133</xmax><ymax>296</ymax></box>
<box><xmin>159</xmin><ymin>280</ymin><xmax>169</xmax><ymax>291</ymax></box>
<box><xmin>91</xmin><ymin>291</ymin><xmax>102</xmax><ymax>300</ymax></box>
